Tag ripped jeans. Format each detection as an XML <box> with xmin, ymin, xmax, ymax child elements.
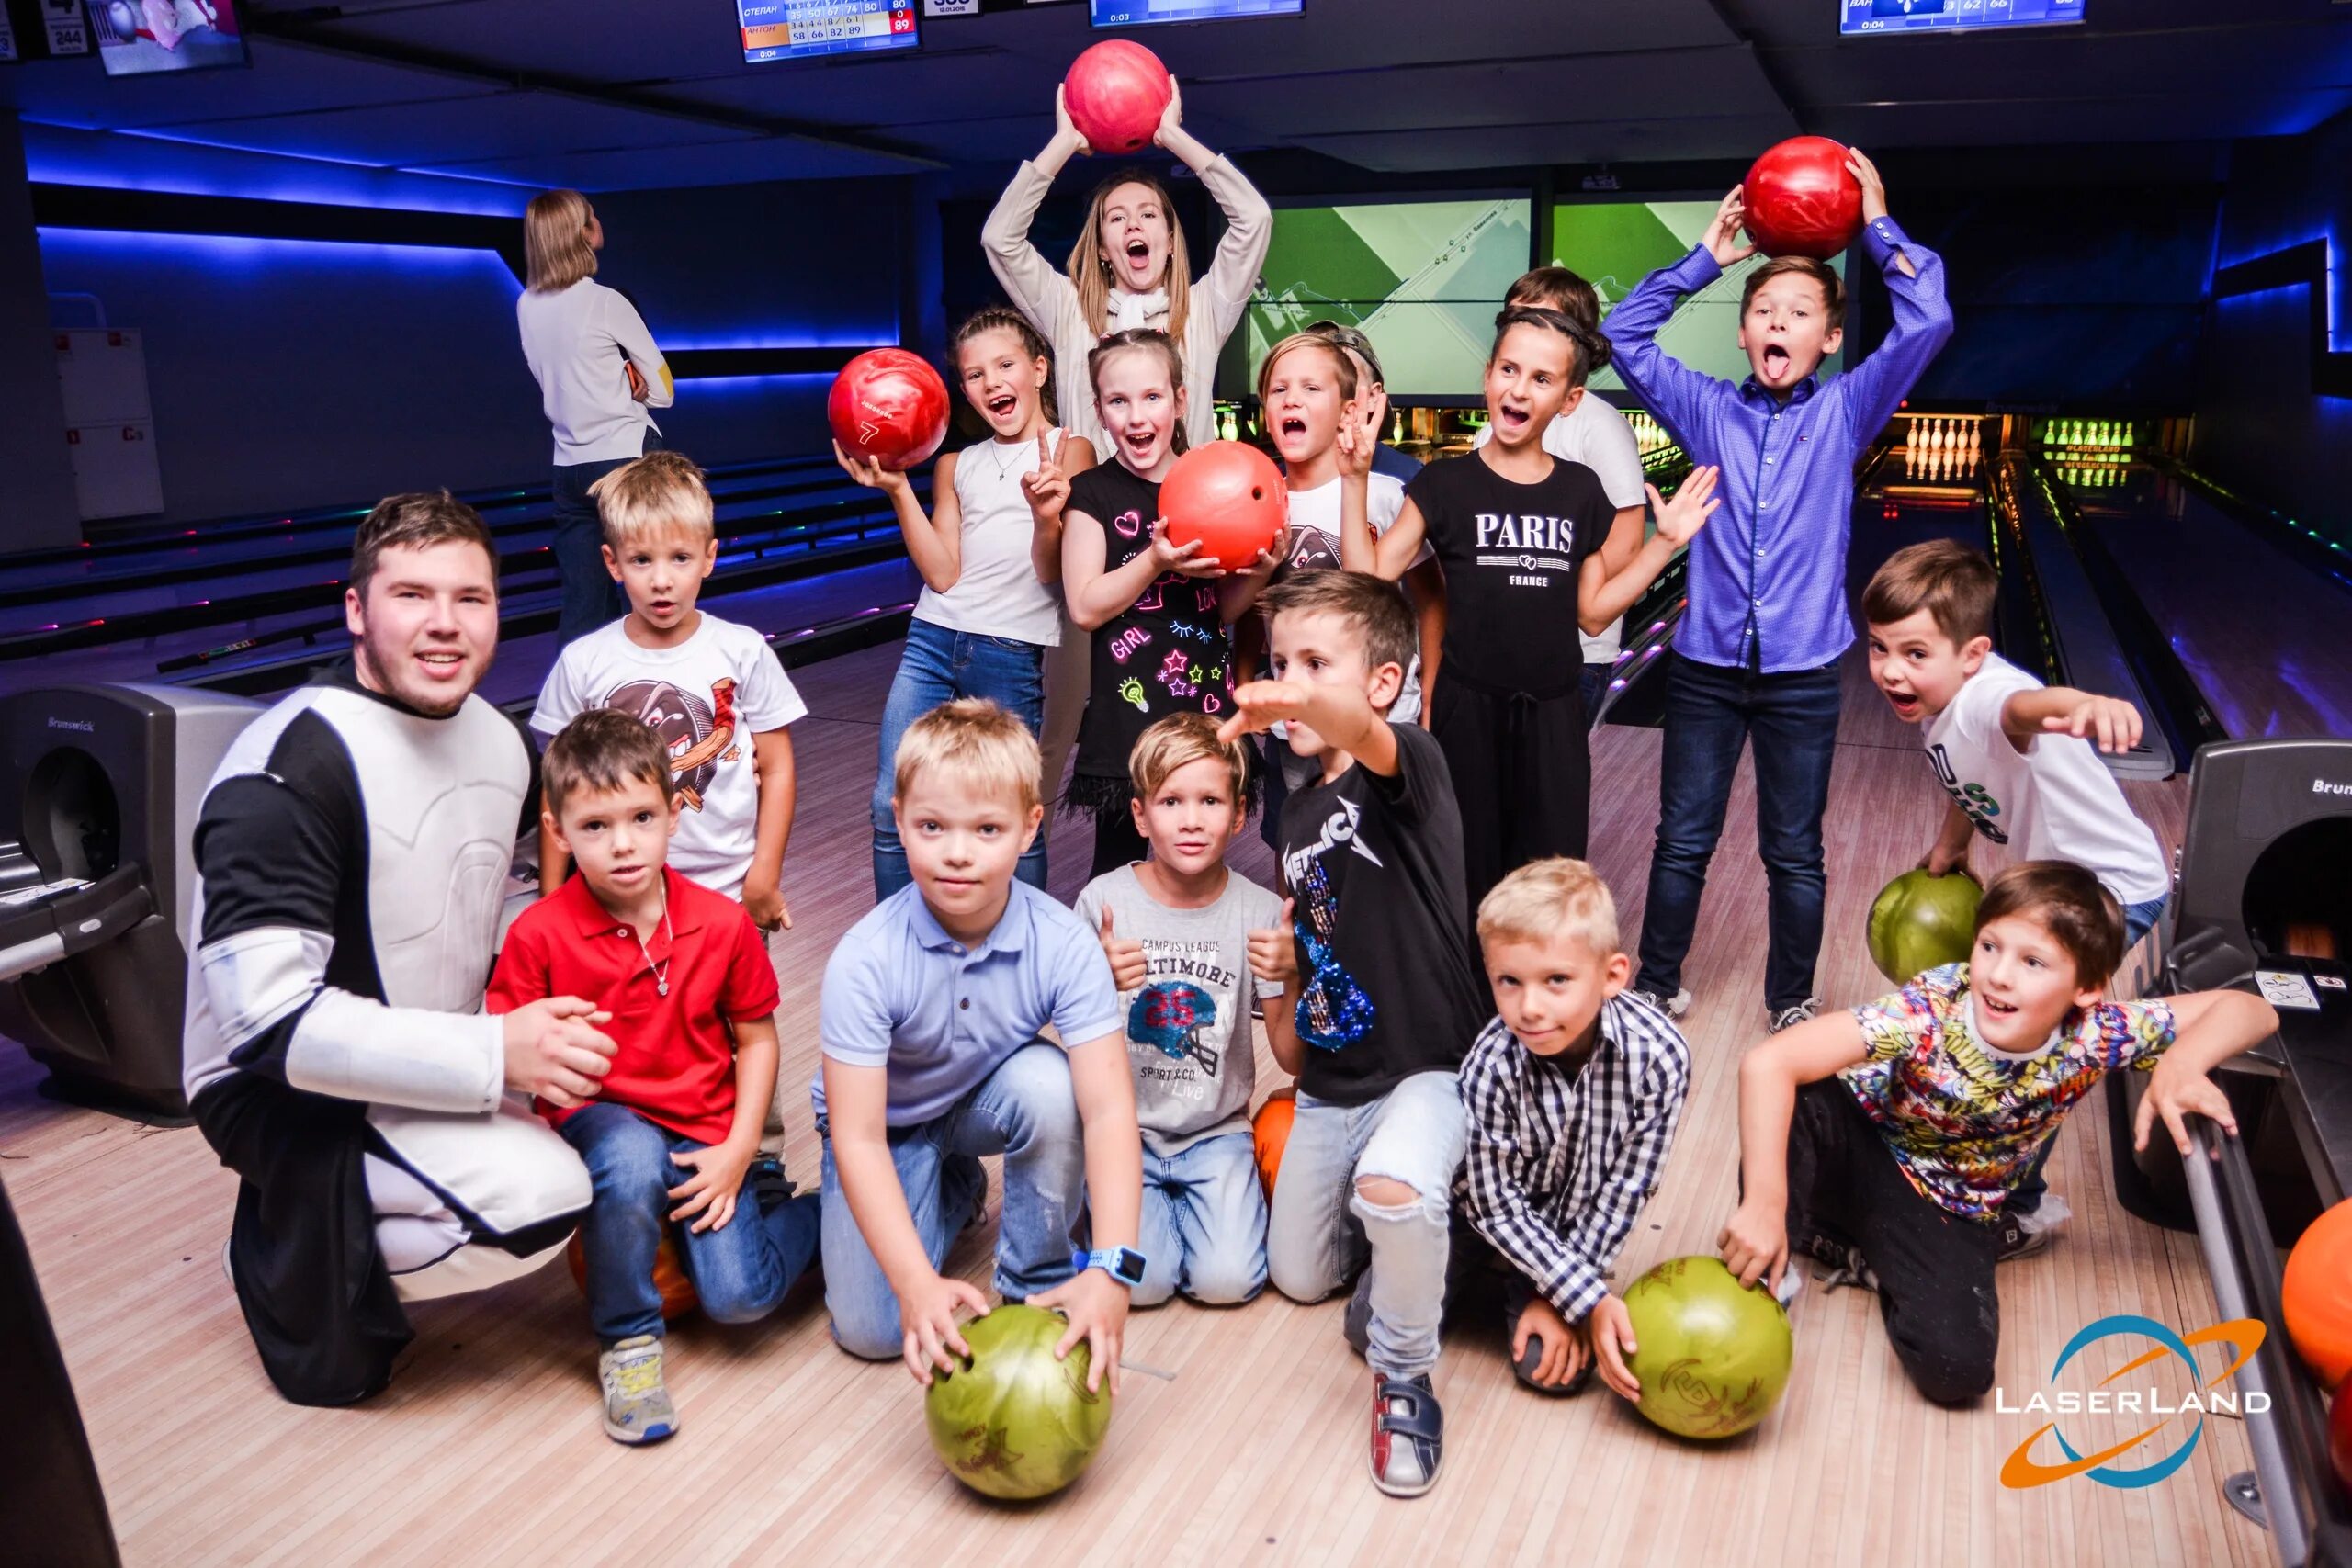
<box><xmin>1265</xmin><ymin>1070</ymin><xmax>1465</xmax><ymax>1378</ymax></box>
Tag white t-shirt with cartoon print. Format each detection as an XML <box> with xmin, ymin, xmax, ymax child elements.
<box><xmin>532</xmin><ymin>613</ymin><xmax>808</xmax><ymax>898</ymax></box>
<box><xmin>1923</xmin><ymin>651</ymin><xmax>2170</xmax><ymax>906</ymax></box>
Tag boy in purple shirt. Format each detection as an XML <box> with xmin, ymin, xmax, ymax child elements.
<box><xmin>1604</xmin><ymin>148</ymin><xmax>1952</xmax><ymax>1032</ymax></box>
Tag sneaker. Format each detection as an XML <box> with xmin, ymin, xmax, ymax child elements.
<box><xmin>1634</xmin><ymin>987</ymin><xmax>1692</xmax><ymax>1021</ymax></box>
<box><xmin>1768</xmin><ymin>998</ymin><xmax>1824</xmax><ymax>1034</ymax></box>
<box><xmin>1368</xmin><ymin>1372</ymin><xmax>1444</xmax><ymax>1497</ymax></box>
<box><xmin>1814</xmin><ymin>1244</ymin><xmax>1880</xmax><ymax>1295</ymax></box>
<box><xmin>598</xmin><ymin>1335</ymin><xmax>678</xmax><ymax>1445</ymax></box>
<box><xmin>747</xmin><ymin>1154</ymin><xmax>792</xmax><ymax>1211</ymax></box>
<box><xmin>1996</xmin><ymin>1194</ymin><xmax>2071</xmax><ymax>1261</ymax></box>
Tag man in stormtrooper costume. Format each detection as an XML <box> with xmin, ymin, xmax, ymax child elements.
<box><xmin>184</xmin><ymin>491</ymin><xmax>616</xmax><ymax>1405</ymax></box>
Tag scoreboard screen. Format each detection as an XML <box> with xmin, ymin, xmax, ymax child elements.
<box><xmin>1091</xmin><ymin>0</ymin><xmax>1304</xmax><ymax>27</ymax></box>
<box><xmin>740</xmin><ymin>1</ymin><xmax>919</xmax><ymax>63</ymax></box>
<box><xmin>1840</xmin><ymin>0</ymin><xmax>2083</xmax><ymax>36</ymax></box>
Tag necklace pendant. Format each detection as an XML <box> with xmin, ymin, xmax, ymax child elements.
<box><xmin>657</xmin><ymin>979</ymin><xmax>669</xmax><ymax>997</ymax></box>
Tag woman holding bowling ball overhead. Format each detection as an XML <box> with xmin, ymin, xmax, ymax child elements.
<box><xmin>1057</xmin><ymin>330</ymin><xmax>1238</xmax><ymax>878</ymax></box>
<box><xmin>983</xmin><ymin>63</ymin><xmax>1271</xmax><ymax>828</ymax></box>
<box><xmin>516</xmin><ymin>188</ymin><xmax>673</xmax><ymax>647</ymax></box>
<box><xmin>836</xmin><ymin>308</ymin><xmax>1096</xmax><ymax>900</ymax></box>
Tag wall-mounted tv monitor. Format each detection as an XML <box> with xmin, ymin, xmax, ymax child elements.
<box><xmin>1547</xmin><ymin>199</ymin><xmax>1847</xmax><ymax>392</ymax></box>
<box><xmin>1840</xmin><ymin>0</ymin><xmax>2083</xmax><ymax>36</ymax></box>
<box><xmin>740</xmin><ymin>0</ymin><xmax>918</xmax><ymax>63</ymax></box>
<box><xmin>92</xmin><ymin>0</ymin><xmax>249</xmax><ymax>75</ymax></box>
<box><xmin>1224</xmin><ymin>197</ymin><xmax>1532</xmax><ymax>400</ymax></box>
<box><xmin>1092</xmin><ymin>0</ymin><xmax>1303</xmax><ymax>28</ymax></box>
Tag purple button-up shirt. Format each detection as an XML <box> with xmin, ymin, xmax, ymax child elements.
<box><xmin>1603</xmin><ymin>218</ymin><xmax>1952</xmax><ymax>672</ymax></box>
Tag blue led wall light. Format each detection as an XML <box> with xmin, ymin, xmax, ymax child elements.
<box><xmin>2211</xmin><ymin>236</ymin><xmax>2348</xmax><ymax>399</ymax></box>
<box><xmin>29</xmin><ymin>183</ymin><xmax>890</xmax><ymax>379</ymax></box>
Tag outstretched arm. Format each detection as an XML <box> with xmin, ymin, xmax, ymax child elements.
<box><xmin>1577</xmin><ymin>468</ymin><xmax>1719</xmax><ymax>633</ymax></box>
<box><xmin>1719</xmin><ymin>1010</ymin><xmax>1871</xmax><ymax>1290</ymax></box>
<box><xmin>1831</xmin><ymin>148</ymin><xmax>1955</xmax><ymax>443</ymax></box>
<box><xmin>979</xmin><ymin>94</ymin><xmax>1091</xmax><ymax>348</ymax></box>
<box><xmin>1600</xmin><ymin>187</ymin><xmax>1746</xmax><ymax>448</ymax></box>
<box><xmin>1157</xmin><ymin>80</ymin><xmax>1272</xmax><ymax>341</ymax></box>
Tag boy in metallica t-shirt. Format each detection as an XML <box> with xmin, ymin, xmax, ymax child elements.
<box><xmin>1217</xmin><ymin>569</ymin><xmax>1487</xmax><ymax>1500</ymax></box>
<box><xmin>1348</xmin><ymin>307</ymin><xmax>1720</xmax><ymax>924</ymax></box>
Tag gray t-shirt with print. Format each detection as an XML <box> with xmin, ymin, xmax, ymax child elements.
<box><xmin>1073</xmin><ymin>864</ymin><xmax>1283</xmax><ymax>1156</ymax></box>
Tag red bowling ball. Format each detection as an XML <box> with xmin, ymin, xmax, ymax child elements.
<box><xmin>1160</xmin><ymin>441</ymin><xmax>1286</xmax><ymax>571</ymax></box>
<box><xmin>1743</xmin><ymin>136</ymin><xmax>1865</xmax><ymax>260</ymax></box>
<box><xmin>1064</xmin><ymin>40</ymin><xmax>1172</xmax><ymax>156</ymax></box>
<box><xmin>828</xmin><ymin>348</ymin><xmax>951</xmax><ymax>473</ymax></box>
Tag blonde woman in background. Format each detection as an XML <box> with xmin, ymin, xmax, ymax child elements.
<box><xmin>517</xmin><ymin>189</ymin><xmax>674</xmax><ymax>647</ymax></box>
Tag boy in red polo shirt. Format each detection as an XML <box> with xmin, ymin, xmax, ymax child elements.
<box><xmin>491</xmin><ymin>710</ymin><xmax>820</xmax><ymax>1446</ymax></box>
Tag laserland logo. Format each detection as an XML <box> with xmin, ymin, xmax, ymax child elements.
<box><xmin>1997</xmin><ymin>1314</ymin><xmax>2268</xmax><ymax>1490</ymax></box>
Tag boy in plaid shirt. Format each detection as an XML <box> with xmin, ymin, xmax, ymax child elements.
<box><xmin>1460</xmin><ymin>858</ymin><xmax>1690</xmax><ymax>1399</ymax></box>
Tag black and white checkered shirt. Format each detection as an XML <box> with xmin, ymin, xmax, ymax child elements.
<box><xmin>1460</xmin><ymin>992</ymin><xmax>1691</xmax><ymax>1321</ymax></box>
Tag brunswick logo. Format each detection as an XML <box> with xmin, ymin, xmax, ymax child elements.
<box><xmin>1998</xmin><ymin>1314</ymin><xmax>2269</xmax><ymax>1490</ymax></box>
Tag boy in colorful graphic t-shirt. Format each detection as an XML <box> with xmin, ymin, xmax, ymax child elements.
<box><xmin>1073</xmin><ymin>715</ymin><xmax>1295</xmax><ymax>1309</ymax></box>
<box><xmin>1717</xmin><ymin>862</ymin><xmax>2276</xmax><ymax>1406</ymax></box>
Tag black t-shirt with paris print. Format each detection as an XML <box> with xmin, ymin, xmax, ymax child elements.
<box><xmin>1405</xmin><ymin>452</ymin><xmax>1613</xmax><ymax>694</ymax></box>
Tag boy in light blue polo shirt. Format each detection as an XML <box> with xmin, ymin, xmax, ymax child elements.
<box><xmin>817</xmin><ymin>699</ymin><xmax>1144</xmax><ymax>1393</ymax></box>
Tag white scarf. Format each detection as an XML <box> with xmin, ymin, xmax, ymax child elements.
<box><xmin>1105</xmin><ymin>286</ymin><xmax>1170</xmax><ymax>336</ymax></box>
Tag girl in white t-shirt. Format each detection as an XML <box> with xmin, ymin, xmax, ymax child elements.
<box><xmin>835</xmin><ymin>309</ymin><xmax>1096</xmax><ymax>898</ymax></box>
<box><xmin>516</xmin><ymin>189</ymin><xmax>674</xmax><ymax>648</ymax></box>
<box><xmin>1221</xmin><ymin>332</ymin><xmax>1442</xmax><ymax>823</ymax></box>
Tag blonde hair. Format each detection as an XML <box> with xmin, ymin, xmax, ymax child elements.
<box><xmin>524</xmin><ymin>188</ymin><xmax>598</xmax><ymax>294</ymax></box>
<box><xmin>1476</xmin><ymin>858</ymin><xmax>1622</xmax><ymax>956</ymax></box>
<box><xmin>893</xmin><ymin>699</ymin><xmax>1042</xmax><ymax>815</ymax></box>
<box><xmin>1254</xmin><ymin>332</ymin><xmax>1357</xmax><ymax>407</ymax></box>
<box><xmin>1087</xmin><ymin>329</ymin><xmax>1191</xmax><ymax>457</ymax></box>
<box><xmin>1128</xmin><ymin>712</ymin><xmax>1249</xmax><ymax>804</ymax></box>
<box><xmin>1067</xmin><ymin>171</ymin><xmax>1192</xmax><ymax>344</ymax></box>
<box><xmin>589</xmin><ymin>451</ymin><xmax>714</xmax><ymax>548</ymax></box>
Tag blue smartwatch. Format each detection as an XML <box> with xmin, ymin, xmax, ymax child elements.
<box><xmin>1071</xmin><ymin>1247</ymin><xmax>1148</xmax><ymax>1289</ymax></box>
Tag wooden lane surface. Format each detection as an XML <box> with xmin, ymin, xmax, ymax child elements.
<box><xmin>0</xmin><ymin>638</ymin><xmax>2267</xmax><ymax>1567</ymax></box>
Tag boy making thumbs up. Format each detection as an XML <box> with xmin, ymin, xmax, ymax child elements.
<box><xmin>1074</xmin><ymin>714</ymin><xmax>1296</xmax><ymax>1307</ymax></box>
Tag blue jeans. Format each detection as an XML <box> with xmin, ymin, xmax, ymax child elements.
<box><xmin>1636</xmin><ymin>654</ymin><xmax>1844</xmax><ymax>1012</ymax></box>
<box><xmin>1266</xmin><ymin>1071</ymin><xmax>1465</xmax><ymax>1378</ymax></box>
<box><xmin>550</xmin><ymin>435</ymin><xmax>659</xmax><ymax>648</ymax></box>
<box><xmin>872</xmin><ymin>617</ymin><xmax>1049</xmax><ymax>898</ymax></box>
<box><xmin>1135</xmin><ymin>1130</ymin><xmax>1267</xmax><ymax>1308</ymax></box>
<box><xmin>818</xmin><ymin>1041</ymin><xmax>1085</xmax><ymax>1359</ymax></box>
<box><xmin>559</xmin><ymin>1102</ymin><xmax>820</xmax><ymax>1347</ymax></box>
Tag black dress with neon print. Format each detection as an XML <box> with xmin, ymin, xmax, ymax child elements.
<box><xmin>1065</xmin><ymin>459</ymin><xmax>1235</xmax><ymax>818</ymax></box>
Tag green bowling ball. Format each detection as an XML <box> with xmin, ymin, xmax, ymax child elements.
<box><xmin>1623</xmin><ymin>1256</ymin><xmax>1792</xmax><ymax>1440</ymax></box>
<box><xmin>924</xmin><ymin>1303</ymin><xmax>1113</xmax><ymax>1500</ymax></box>
<box><xmin>1866</xmin><ymin>869</ymin><xmax>1983</xmax><ymax>986</ymax></box>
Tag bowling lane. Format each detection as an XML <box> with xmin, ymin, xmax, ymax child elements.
<box><xmin>0</xmin><ymin>454</ymin><xmax>831</xmax><ymax>598</ymax></box>
<box><xmin>0</xmin><ymin>467</ymin><xmax>897</xmax><ymax>639</ymax></box>
<box><xmin>2065</xmin><ymin>464</ymin><xmax>2352</xmax><ymax>739</ymax></box>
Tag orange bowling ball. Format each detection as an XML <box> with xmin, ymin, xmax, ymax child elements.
<box><xmin>2284</xmin><ymin>1198</ymin><xmax>2352</xmax><ymax>1389</ymax></box>
<box><xmin>1160</xmin><ymin>440</ymin><xmax>1286</xmax><ymax>571</ymax></box>
<box><xmin>567</xmin><ymin>1228</ymin><xmax>699</xmax><ymax>1322</ymax></box>
<box><xmin>1252</xmin><ymin>1087</ymin><xmax>1296</xmax><ymax>1199</ymax></box>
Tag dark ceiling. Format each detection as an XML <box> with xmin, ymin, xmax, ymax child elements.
<box><xmin>3</xmin><ymin>0</ymin><xmax>2347</xmax><ymax>192</ymax></box>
